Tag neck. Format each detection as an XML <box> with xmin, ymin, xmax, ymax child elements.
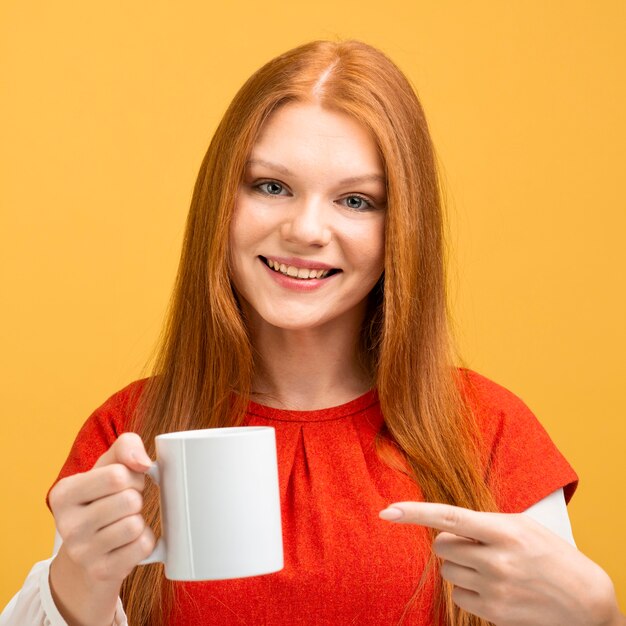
<box><xmin>247</xmin><ymin>315</ymin><xmax>371</xmax><ymax>411</ymax></box>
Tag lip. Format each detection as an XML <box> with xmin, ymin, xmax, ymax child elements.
<box><xmin>260</xmin><ymin>255</ymin><xmax>338</xmax><ymax>271</ymax></box>
<box><xmin>259</xmin><ymin>257</ymin><xmax>339</xmax><ymax>292</ymax></box>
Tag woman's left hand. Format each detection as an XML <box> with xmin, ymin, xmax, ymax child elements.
<box><xmin>380</xmin><ymin>502</ymin><xmax>624</xmax><ymax>626</ymax></box>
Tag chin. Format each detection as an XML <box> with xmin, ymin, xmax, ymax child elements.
<box><xmin>265</xmin><ymin>314</ymin><xmax>329</xmax><ymax>332</ymax></box>
<box><xmin>238</xmin><ymin>294</ymin><xmax>362</xmax><ymax>334</ymax></box>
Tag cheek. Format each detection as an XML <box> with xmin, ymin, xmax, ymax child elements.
<box><xmin>228</xmin><ymin>208</ymin><xmax>253</xmax><ymax>288</ymax></box>
<box><xmin>230</xmin><ymin>196</ymin><xmax>277</xmax><ymax>250</ymax></box>
<box><xmin>372</xmin><ymin>221</ymin><xmax>386</xmax><ymax>272</ymax></box>
<box><xmin>230</xmin><ymin>205</ymin><xmax>258</xmax><ymax>260</ymax></box>
<box><xmin>348</xmin><ymin>221</ymin><xmax>385</xmax><ymax>276</ymax></box>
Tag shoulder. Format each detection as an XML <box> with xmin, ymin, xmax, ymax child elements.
<box><xmin>78</xmin><ymin>378</ymin><xmax>150</xmax><ymax>440</ymax></box>
<box><xmin>95</xmin><ymin>378</ymin><xmax>150</xmax><ymax>427</ymax></box>
<box><xmin>456</xmin><ymin>368</ymin><xmax>542</xmax><ymax>442</ymax></box>
<box><xmin>49</xmin><ymin>379</ymin><xmax>150</xmax><ymax>489</ymax></box>
<box><xmin>457</xmin><ymin>368</ymin><xmax>533</xmax><ymax>418</ymax></box>
<box><xmin>456</xmin><ymin>368</ymin><xmax>578</xmax><ymax>509</ymax></box>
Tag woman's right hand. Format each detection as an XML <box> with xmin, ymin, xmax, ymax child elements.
<box><xmin>48</xmin><ymin>433</ymin><xmax>156</xmax><ymax>626</ymax></box>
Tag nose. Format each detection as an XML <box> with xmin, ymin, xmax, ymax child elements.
<box><xmin>280</xmin><ymin>195</ymin><xmax>331</xmax><ymax>247</ymax></box>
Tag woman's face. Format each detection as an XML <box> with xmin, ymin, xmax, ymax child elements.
<box><xmin>229</xmin><ymin>102</ymin><xmax>386</xmax><ymax>333</ymax></box>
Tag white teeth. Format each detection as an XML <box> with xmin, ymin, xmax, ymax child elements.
<box><xmin>264</xmin><ymin>258</ymin><xmax>332</xmax><ymax>280</ymax></box>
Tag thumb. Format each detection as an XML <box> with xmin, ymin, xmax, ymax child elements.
<box><xmin>93</xmin><ymin>432</ymin><xmax>152</xmax><ymax>473</ymax></box>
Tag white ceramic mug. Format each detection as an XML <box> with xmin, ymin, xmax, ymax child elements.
<box><xmin>139</xmin><ymin>426</ymin><xmax>283</xmax><ymax>581</ymax></box>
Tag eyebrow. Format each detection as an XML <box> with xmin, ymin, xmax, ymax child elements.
<box><xmin>246</xmin><ymin>158</ymin><xmax>386</xmax><ymax>186</ymax></box>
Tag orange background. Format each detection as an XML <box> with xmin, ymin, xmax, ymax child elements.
<box><xmin>1</xmin><ymin>0</ymin><xmax>624</xmax><ymax>608</ymax></box>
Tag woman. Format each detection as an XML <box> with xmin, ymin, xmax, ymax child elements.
<box><xmin>2</xmin><ymin>40</ymin><xmax>623</xmax><ymax>626</ymax></box>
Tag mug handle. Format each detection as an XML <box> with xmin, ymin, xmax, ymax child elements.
<box><xmin>138</xmin><ymin>462</ymin><xmax>166</xmax><ymax>565</ymax></box>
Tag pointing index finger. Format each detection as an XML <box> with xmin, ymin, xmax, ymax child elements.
<box><xmin>379</xmin><ymin>502</ymin><xmax>505</xmax><ymax>544</ymax></box>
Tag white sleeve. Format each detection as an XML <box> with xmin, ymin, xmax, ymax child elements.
<box><xmin>0</xmin><ymin>533</ymin><xmax>128</xmax><ymax>626</ymax></box>
<box><xmin>521</xmin><ymin>488</ymin><xmax>576</xmax><ymax>546</ymax></box>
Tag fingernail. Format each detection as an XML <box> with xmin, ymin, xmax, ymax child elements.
<box><xmin>379</xmin><ymin>507</ymin><xmax>404</xmax><ymax>521</ymax></box>
<box><xmin>131</xmin><ymin>451</ymin><xmax>152</xmax><ymax>469</ymax></box>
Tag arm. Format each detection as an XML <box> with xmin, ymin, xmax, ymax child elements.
<box><xmin>0</xmin><ymin>542</ymin><xmax>127</xmax><ymax>626</ymax></box>
<box><xmin>1</xmin><ymin>558</ymin><xmax>67</xmax><ymax>626</ymax></box>
<box><xmin>521</xmin><ymin>488</ymin><xmax>575</xmax><ymax>545</ymax></box>
<box><xmin>1</xmin><ymin>434</ymin><xmax>152</xmax><ymax>626</ymax></box>
<box><xmin>47</xmin><ymin>434</ymin><xmax>154</xmax><ymax>626</ymax></box>
<box><xmin>380</xmin><ymin>498</ymin><xmax>625</xmax><ymax>626</ymax></box>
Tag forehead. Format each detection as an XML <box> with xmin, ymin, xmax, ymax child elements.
<box><xmin>249</xmin><ymin>102</ymin><xmax>383</xmax><ymax>177</ymax></box>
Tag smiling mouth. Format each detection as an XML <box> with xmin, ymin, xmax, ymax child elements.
<box><xmin>259</xmin><ymin>256</ymin><xmax>341</xmax><ymax>280</ymax></box>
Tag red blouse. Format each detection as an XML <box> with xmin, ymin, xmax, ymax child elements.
<box><xmin>50</xmin><ymin>370</ymin><xmax>578</xmax><ymax>625</ymax></box>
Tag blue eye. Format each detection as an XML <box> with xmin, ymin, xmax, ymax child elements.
<box><xmin>257</xmin><ymin>181</ymin><xmax>286</xmax><ymax>196</ymax></box>
<box><xmin>341</xmin><ymin>195</ymin><xmax>372</xmax><ymax>211</ymax></box>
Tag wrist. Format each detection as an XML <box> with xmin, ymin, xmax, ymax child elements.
<box><xmin>591</xmin><ymin>574</ymin><xmax>624</xmax><ymax>626</ymax></box>
<box><xmin>606</xmin><ymin>612</ymin><xmax>626</xmax><ymax>626</ymax></box>
<box><xmin>49</xmin><ymin>547</ymin><xmax>122</xmax><ymax>626</ymax></box>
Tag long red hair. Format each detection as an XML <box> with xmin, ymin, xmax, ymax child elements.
<box><xmin>121</xmin><ymin>40</ymin><xmax>497</xmax><ymax>626</ymax></box>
